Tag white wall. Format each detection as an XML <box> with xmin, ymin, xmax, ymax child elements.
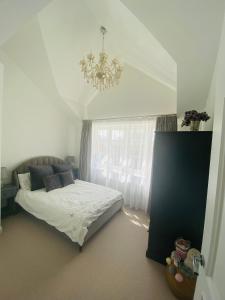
<box><xmin>202</xmin><ymin>63</ymin><xmax>217</xmax><ymax>131</ymax></box>
<box><xmin>0</xmin><ymin>61</ymin><xmax>3</xmax><ymax>229</ymax></box>
<box><xmin>0</xmin><ymin>51</ymin><xmax>81</xmax><ymax>183</ymax></box>
<box><xmin>86</xmin><ymin>64</ymin><xmax>176</xmax><ymax>119</ymax></box>
<box><xmin>194</xmin><ymin>13</ymin><xmax>225</xmax><ymax>300</ymax></box>
<box><xmin>209</xmin><ymin>13</ymin><xmax>225</xmax><ymax>299</ymax></box>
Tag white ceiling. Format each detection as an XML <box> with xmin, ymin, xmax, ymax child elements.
<box><xmin>1</xmin><ymin>0</ymin><xmax>224</xmax><ymax>117</ymax></box>
<box><xmin>0</xmin><ymin>0</ymin><xmax>51</xmax><ymax>46</ymax></box>
<box><xmin>121</xmin><ymin>0</ymin><xmax>225</xmax><ymax>114</ymax></box>
<box><xmin>1</xmin><ymin>0</ymin><xmax>177</xmax><ymax>118</ymax></box>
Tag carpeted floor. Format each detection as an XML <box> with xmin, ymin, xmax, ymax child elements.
<box><xmin>0</xmin><ymin>208</ymin><xmax>177</xmax><ymax>300</ymax></box>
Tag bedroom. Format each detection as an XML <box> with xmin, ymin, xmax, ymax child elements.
<box><xmin>0</xmin><ymin>1</ymin><xmax>225</xmax><ymax>300</ymax></box>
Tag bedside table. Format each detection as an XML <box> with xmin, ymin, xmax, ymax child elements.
<box><xmin>73</xmin><ymin>168</ymin><xmax>80</xmax><ymax>179</ymax></box>
<box><xmin>1</xmin><ymin>184</ymin><xmax>18</xmax><ymax>218</ymax></box>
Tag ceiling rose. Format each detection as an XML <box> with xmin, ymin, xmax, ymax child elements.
<box><xmin>80</xmin><ymin>26</ymin><xmax>123</xmax><ymax>91</ymax></box>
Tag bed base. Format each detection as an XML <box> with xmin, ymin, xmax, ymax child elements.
<box><xmin>78</xmin><ymin>201</ymin><xmax>123</xmax><ymax>251</ymax></box>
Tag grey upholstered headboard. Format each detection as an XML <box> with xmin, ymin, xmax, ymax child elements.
<box><xmin>12</xmin><ymin>156</ymin><xmax>65</xmax><ymax>188</ymax></box>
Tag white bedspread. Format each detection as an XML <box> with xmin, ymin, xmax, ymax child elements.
<box><xmin>15</xmin><ymin>180</ymin><xmax>123</xmax><ymax>245</ymax></box>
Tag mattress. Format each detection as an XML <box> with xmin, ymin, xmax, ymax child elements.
<box><xmin>15</xmin><ymin>180</ymin><xmax>123</xmax><ymax>246</ymax></box>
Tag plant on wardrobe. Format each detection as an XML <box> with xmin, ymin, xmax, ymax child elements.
<box><xmin>181</xmin><ymin>110</ymin><xmax>210</xmax><ymax>131</ymax></box>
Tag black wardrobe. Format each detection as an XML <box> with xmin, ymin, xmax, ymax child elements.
<box><xmin>146</xmin><ymin>132</ymin><xmax>212</xmax><ymax>264</ymax></box>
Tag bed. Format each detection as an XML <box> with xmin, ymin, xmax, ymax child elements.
<box><xmin>13</xmin><ymin>156</ymin><xmax>124</xmax><ymax>250</ymax></box>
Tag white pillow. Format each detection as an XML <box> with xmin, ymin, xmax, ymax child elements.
<box><xmin>18</xmin><ymin>172</ymin><xmax>31</xmax><ymax>190</ymax></box>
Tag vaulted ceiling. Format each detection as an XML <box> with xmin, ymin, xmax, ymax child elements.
<box><xmin>0</xmin><ymin>0</ymin><xmax>51</xmax><ymax>46</ymax></box>
<box><xmin>122</xmin><ymin>0</ymin><xmax>225</xmax><ymax>113</ymax></box>
<box><xmin>1</xmin><ymin>0</ymin><xmax>176</xmax><ymax>118</ymax></box>
<box><xmin>1</xmin><ymin>0</ymin><xmax>224</xmax><ymax>117</ymax></box>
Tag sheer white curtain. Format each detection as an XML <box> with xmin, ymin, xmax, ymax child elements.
<box><xmin>90</xmin><ymin>118</ymin><xmax>156</xmax><ymax>212</ymax></box>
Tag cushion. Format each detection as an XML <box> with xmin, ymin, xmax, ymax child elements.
<box><xmin>43</xmin><ymin>174</ymin><xmax>62</xmax><ymax>192</ymax></box>
<box><xmin>18</xmin><ymin>172</ymin><xmax>31</xmax><ymax>190</ymax></box>
<box><xmin>52</xmin><ymin>164</ymin><xmax>76</xmax><ymax>179</ymax></box>
<box><xmin>52</xmin><ymin>164</ymin><xmax>72</xmax><ymax>174</ymax></box>
<box><xmin>29</xmin><ymin>165</ymin><xmax>54</xmax><ymax>191</ymax></box>
<box><xmin>59</xmin><ymin>170</ymin><xmax>74</xmax><ymax>187</ymax></box>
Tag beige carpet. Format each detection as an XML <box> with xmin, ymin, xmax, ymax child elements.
<box><xmin>0</xmin><ymin>208</ymin><xmax>177</xmax><ymax>300</ymax></box>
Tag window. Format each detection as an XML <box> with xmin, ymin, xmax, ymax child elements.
<box><xmin>90</xmin><ymin>118</ymin><xmax>156</xmax><ymax>212</ymax></box>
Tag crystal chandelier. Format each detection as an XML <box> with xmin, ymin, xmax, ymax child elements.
<box><xmin>80</xmin><ymin>26</ymin><xmax>123</xmax><ymax>91</ymax></box>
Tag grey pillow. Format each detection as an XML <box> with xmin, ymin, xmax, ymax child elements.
<box><xmin>59</xmin><ymin>171</ymin><xmax>74</xmax><ymax>187</ymax></box>
<box><xmin>29</xmin><ymin>165</ymin><xmax>54</xmax><ymax>191</ymax></box>
<box><xmin>43</xmin><ymin>174</ymin><xmax>62</xmax><ymax>192</ymax></box>
<box><xmin>52</xmin><ymin>164</ymin><xmax>72</xmax><ymax>174</ymax></box>
<box><xmin>52</xmin><ymin>164</ymin><xmax>74</xmax><ymax>178</ymax></box>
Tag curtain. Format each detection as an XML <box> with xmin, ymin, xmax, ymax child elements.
<box><xmin>90</xmin><ymin>118</ymin><xmax>156</xmax><ymax>212</ymax></box>
<box><xmin>156</xmin><ymin>114</ymin><xmax>177</xmax><ymax>131</ymax></box>
<box><xmin>79</xmin><ymin>120</ymin><xmax>92</xmax><ymax>181</ymax></box>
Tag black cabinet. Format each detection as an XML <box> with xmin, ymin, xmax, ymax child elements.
<box><xmin>146</xmin><ymin>132</ymin><xmax>212</xmax><ymax>264</ymax></box>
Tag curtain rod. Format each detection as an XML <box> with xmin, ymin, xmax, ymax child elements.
<box><xmin>89</xmin><ymin>113</ymin><xmax>177</xmax><ymax>121</ymax></box>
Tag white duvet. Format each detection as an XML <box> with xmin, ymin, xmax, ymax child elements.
<box><xmin>15</xmin><ymin>180</ymin><xmax>123</xmax><ymax>245</ymax></box>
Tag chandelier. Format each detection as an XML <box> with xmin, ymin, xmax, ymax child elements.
<box><xmin>80</xmin><ymin>26</ymin><xmax>123</xmax><ymax>91</ymax></box>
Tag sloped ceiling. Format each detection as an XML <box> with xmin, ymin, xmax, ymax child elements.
<box><xmin>2</xmin><ymin>0</ymin><xmax>224</xmax><ymax>117</ymax></box>
<box><xmin>0</xmin><ymin>0</ymin><xmax>51</xmax><ymax>46</ymax></box>
<box><xmin>87</xmin><ymin>64</ymin><xmax>176</xmax><ymax>119</ymax></box>
<box><xmin>1</xmin><ymin>0</ymin><xmax>177</xmax><ymax>119</ymax></box>
<box><xmin>121</xmin><ymin>0</ymin><xmax>225</xmax><ymax>114</ymax></box>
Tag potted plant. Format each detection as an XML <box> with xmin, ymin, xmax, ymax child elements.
<box><xmin>181</xmin><ymin>110</ymin><xmax>210</xmax><ymax>131</ymax></box>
